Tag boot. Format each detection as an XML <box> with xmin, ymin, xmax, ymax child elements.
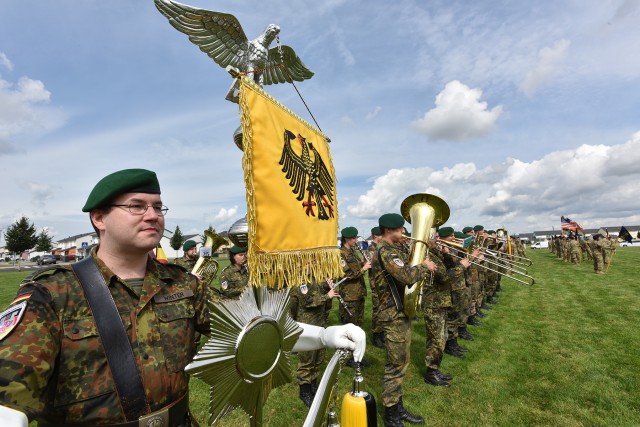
<box><xmin>398</xmin><ymin>397</ymin><xmax>425</xmax><ymax>424</ymax></box>
<box><xmin>383</xmin><ymin>403</ymin><xmax>403</xmax><ymax>427</ymax></box>
<box><xmin>346</xmin><ymin>358</ymin><xmax>359</xmax><ymax>369</ymax></box>
<box><xmin>373</xmin><ymin>332</ymin><xmax>386</xmax><ymax>348</ymax></box>
<box><xmin>310</xmin><ymin>378</ymin><xmax>318</xmax><ymax>395</ymax></box>
<box><xmin>496</xmin><ymin>284</ymin><xmax>503</xmax><ymax>292</ymax></box>
<box><xmin>467</xmin><ymin>315</ymin><xmax>482</xmax><ymax>326</ymax></box>
<box><xmin>436</xmin><ymin>369</ymin><xmax>453</xmax><ymax>381</ymax></box>
<box><xmin>453</xmin><ymin>338</ymin><xmax>469</xmax><ymax>352</ymax></box>
<box><xmin>424</xmin><ymin>368</ymin><xmax>450</xmax><ymax>387</ymax></box>
<box><xmin>299</xmin><ymin>383</ymin><xmax>313</xmax><ymax>407</ymax></box>
<box><xmin>481</xmin><ymin>303</ymin><xmax>493</xmax><ymax>310</ymax></box>
<box><xmin>458</xmin><ymin>326</ymin><xmax>475</xmax><ymax>340</ymax></box>
<box><xmin>445</xmin><ymin>339</ymin><xmax>465</xmax><ymax>358</ymax></box>
<box><xmin>476</xmin><ymin>309</ymin><xmax>488</xmax><ymax>318</ymax></box>
<box><xmin>359</xmin><ymin>358</ymin><xmax>371</xmax><ymax>368</ymax></box>
<box><xmin>487</xmin><ymin>296</ymin><xmax>498</xmax><ymax>304</ymax></box>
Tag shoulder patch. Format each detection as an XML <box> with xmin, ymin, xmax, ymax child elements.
<box><xmin>300</xmin><ymin>284</ymin><xmax>308</xmax><ymax>295</ymax></box>
<box><xmin>221</xmin><ymin>281</ymin><xmax>228</xmax><ymax>290</ymax></box>
<box><xmin>392</xmin><ymin>258</ymin><xmax>405</xmax><ymax>267</ymax></box>
<box><xmin>341</xmin><ymin>259</ymin><xmax>346</xmax><ymax>267</ymax></box>
<box><xmin>0</xmin><ymin>301</ymin><xmax>28</xmax><ymax>341</ymax></box>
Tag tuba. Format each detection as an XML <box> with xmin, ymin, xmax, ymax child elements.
<box><xmin>191</xmin><ymin>230</ymin><xmax>227</xmax><ymax>286</ymax></box>
<box><xmin>400</xmin><ymin>193</ymin><xmax>450</xmax><ymax>318</ymax></box>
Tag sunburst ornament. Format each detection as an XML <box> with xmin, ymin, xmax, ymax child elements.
<box><xmin>185</xmin><ymin>286</ymin><xmax>302</xmax><ymax>426</ymax></box>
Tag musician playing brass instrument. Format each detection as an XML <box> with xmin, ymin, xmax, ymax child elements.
<box><xmin>370</xmin><ymin>213</ymin><xmax>435</xmax><ymax>427</ymax></box>
<box><xmin>218</xmin><ymin>245</ymin><xmax>249</xmax><ymax>300</ymax></box>
<box><xmin>174</xmin><ymin>239</ymin><xmax>199</xmax><ymax>271</ymax></box>
<box><xmin>338</xmin><ymin>227</ymin><xmax>370</xmax><ymax>329</ymax></box>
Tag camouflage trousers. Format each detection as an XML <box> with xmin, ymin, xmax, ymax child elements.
<box><xmin>468</xmin><ymin>280</ymin><xmax>481</xmax><ymax>315</ymax></box>
<box><xmin>296</xmin><ymin>307</ymin><xmax>327</xmax><ymax>385</ymax></box>
<box><xmin>485</xmin><ymin>275</ymin><xmax>499</xmax><ymax>297</ymax></box>
<box><xmin>571</xmin><ymin>251</ymin><xmax>581</xmax><ymax>264</ymax></box>
<box><xmin>446</xmin><ymin>288</ymin><xmax>470</xmax><ymax>337</ymax></box>
<box><xmin>423</xmin><ymin>307</ymin><xmax>447</xmax><ymax>370</ymax></box>
<box><xmin>593</xmin><ymin>254</ymin><xmax>604</xmax><ymax>273</ymax></box>
<box><xmin>370</xmin><ymin>282</ymin><xmax>382</xmax><ymax>334</ymax></box>
<box><xmin>339</xmin><ymin>298</ymin><xmax>365</xmax><ymax>327</ymax></box>
<box><xmin>603</xmin><ymin>252</ymin><xmax>611</xmax><ymax>267</ymax></box>
<box><xmin>380</xmin><ymin>313</ymin><xmax>412</xmax><ymax>407</ymax></box>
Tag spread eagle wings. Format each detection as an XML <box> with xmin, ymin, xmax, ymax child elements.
<box><xmin>154</xmin><ymin>0</ymin><xmax>314</xmax><ymax>85</ymax></box>
<box><xmin>279</xmin><ymin>130</ymin><xmax>335</xmax><ymax>220</ymax></box>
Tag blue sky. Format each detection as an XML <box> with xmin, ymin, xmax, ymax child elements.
<box><xmin>1</xmin><ymin>0</ymin><xmax>639</xmax><ymax>244</ymax></box>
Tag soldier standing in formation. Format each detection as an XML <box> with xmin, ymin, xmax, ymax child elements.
<box><xmin>371</xmin><ymin>213</ymin><xmax>434</xmax><ymax>427</ymax></box>
<box><xmin>174</xmin><ymin>239</ymin><xmax>199</xmax><ymax>270</ymax></box>
<box><xmin>218</xmin><ymin>245</ymin><xmax>249</xmax><ymax>300</ymax></box>
<box><xmin>367</xmin><ymin>226</ymin><xmax>385</xmax><ymax>348</ymax></box>
<box><xmin>422</xmin><ymin>227</ymin><xmax>457</xmax><ymax>387</ymax></box>
<box><xmin>295</xmin><ymin>276</ymin><xmax>338</xmax><ymax>407</ymax></box>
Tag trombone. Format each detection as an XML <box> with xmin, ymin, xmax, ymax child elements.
<box><xmin>436</xmin><ymin>238</ymin><xmax>535</xmax><ymax>285</ymax></box>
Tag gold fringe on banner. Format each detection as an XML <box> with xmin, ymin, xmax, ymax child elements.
<box><xmin>239</xmin><ymin>77</ymin><xmax>343</xmax><ymax>288</ymax></box>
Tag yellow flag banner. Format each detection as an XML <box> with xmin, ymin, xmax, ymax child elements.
<box><xmin>239</xmin><ymin>77</ymin><xmax>342</xmax><ymax>288</ymax></box>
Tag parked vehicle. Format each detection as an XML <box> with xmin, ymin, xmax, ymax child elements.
<box><xmin>620</xmin><ymin>239</ymin><xmax>640</xmax><ymax>247</ymax></box>
<box><xmin>38</xmin><ymin>254</ymin><xmax>57</xmax><ymax>265</ymax></box>
<box><xmin>530</xmin><ymin>240</ymin><xmax>549</xmax><ymax>249</ymax></box>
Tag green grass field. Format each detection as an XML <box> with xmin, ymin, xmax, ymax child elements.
<box><xmin>1</xmin><ymin>249</ymin><xmax>639</xmax><ymax>426</ymax></box>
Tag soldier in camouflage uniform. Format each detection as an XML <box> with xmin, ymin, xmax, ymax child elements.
<box><xmin>218</xmin><ymin>245</ymin><xmax>249</xmax><ymax>300</ymax></box>
<box><xmin>422</xmin><ymin>227</ymin><xmax>460</xmax><ymax>387</ymax></box>
<box><xmin>474</xmin><ymin>225</ymin><xmax>492</xmax><ymax>316</ymax></box>
<box><xmin>0</xmin><ymin>169</ymin><xmax>210</xmax><ymax>425</ymax></box>
<box><xmin>462</xmin><ymin>227</ymin><xmax>482</xmax><ymax>327</ymax></box>
<box><xmin>588</xmin><ymin>234</ymin><xmax>606</xmax><ymax>274</ymax></box>
<box><xmin>440</xmin><ymin>229</ymin><xmax>471</xmax><ymax>359</ymax></box>
<box><xmin>371</xmin><ymin>213</ymin><xmax>433</xmax><ymax>427</ymax></box>
<box><xmin>295</xmin><ymin>278</ymin><xmax>337</xmax><ymax>407</ymax></box>
<box><xmin>174</xmin><ymin>239</ymin><xmax>199</xmax><ymax>271</ymax></box>
<box><xmin>569</xmin><ymin>235</ymin><xmax>581</xmax><ymax>264</ymax></box>
<box><xmin>367</xmin><ymin>226</ymin><xmax>385</xmax><ymax>348</ymax></box>
<box><xmin>338</xmin><ymin>227</ymin><xmax>370</xmax><ymax>328</ymax></box>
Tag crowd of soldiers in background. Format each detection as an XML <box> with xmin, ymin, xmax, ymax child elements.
<box><xmin>548</xmin><ymin>234</ymin><xmax>618</xmax><ymax>274</ymax></box>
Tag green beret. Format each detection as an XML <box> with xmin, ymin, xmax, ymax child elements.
<box><xmin>82</xmin><ymin>168</ymin><xmax>160</xmax><ymax>212</ymax></box>
<box><xmin>379</xmin><ymin>213</ymin><xmax>405</xmax><ymax>229</ymax></box>
<box><xmin>371</xmin><ymin>226</ymin><xmax>382</xmax><ymax>236</ymax></box>
<box><xmin>473</xmin><ymin>225</ymin><xmax>484</xmax><ymax>232</ymax></box>
<box><xmin>462</xmin><ymin>226</ymin><xmax>473</xmax><ymax>234</ymax></box>
<box><xmin>229</xmin><ymin>245</ymin><xmax>247</xmax><ymax>255</ymax></box>
<box><xmin>486</xmin><ymin>230</ymin><xmax>496</xmax><ymax>235</ymax></box>
<box><xmin>454</xmin><ymin>231</ymin><xmax>466</xmax><ymax>239</ymax></box>
<box><xmin>341</xmin><ymin>227</ymin><xmax>358</xmax><ymax>238</ymax></box>
<box><xmin>438</xmin><ymin>226</ymin><xmax>454</xmax><ymax>238</ymax></box>
<box><xmin>183</xmin><ymin>240</ymin><xmax>197</xmax><ymax>251</ymax></box>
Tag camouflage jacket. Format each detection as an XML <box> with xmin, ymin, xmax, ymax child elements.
<box><xmin>296</xmin><ymin>279</ymin><xmax>332</xmax><ymax>310</ymax></box>
<box><xmin>338</xmin><ymin>246</ymin><xmax>367</xmax><ymax>301</ymax></box>
<box><xmin>441</xmin><ymin>251</ymin><xmax>467</xmax><ymax>291</ymax></box>
<box><xmin>0</xmin><ymin>249</ymin><xmax>210</xmax><ymax>424</ymax></box>
<box><xmin>421</xmin><ymin>249</ymin><xmax>452</xmax><ymax>309</ymax></box>
<box><xmin>218</xmin><ymin>264</ymin><xmax>250</xmax><ymax>299</ymax></box>
<box><xmin>174</xmin><ymin>254</ymin><xmax>197</xmax><ymax>271</ymax></box>
<box><xmin>370</xmin><ymin>240</ymin><xmax>430</xmax><ymax>322</ymax></box>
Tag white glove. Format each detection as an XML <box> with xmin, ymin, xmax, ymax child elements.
<box><xmin>0</xmin><ymin>406</ymin><xmax>27</xmax><ymax>427</ymax></box>
<box><xmin>292</xmin><ymin>322</ymin><xmax>367</xmax><ymax>362</ymax></box>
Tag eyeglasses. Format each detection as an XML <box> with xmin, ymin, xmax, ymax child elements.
<box><xmin>109</xmin><ymin>204</ymin><xmax>169</xmax><ymax>216</ymax></box>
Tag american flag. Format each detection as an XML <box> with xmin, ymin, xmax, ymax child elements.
<box><xmin>560</xmin><ymin>216</ymin><xmax>582</xmax><ymax>230</ymax></box>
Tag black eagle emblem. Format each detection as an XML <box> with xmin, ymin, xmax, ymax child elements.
<box><xmin>279</xmin><ymin>130</ymin><xmax>335</xmax><ymax>220</ymax></box>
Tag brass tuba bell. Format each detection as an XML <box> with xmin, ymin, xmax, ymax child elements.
<box><xmin>191</xmin><ymin>230</ymin><xmax>227</xmax><ymax>286</ymax></box>
<box><xmin>400</xmin><ymin>193</ymin><xmax>450</xmax><ymax>319</ymax></box>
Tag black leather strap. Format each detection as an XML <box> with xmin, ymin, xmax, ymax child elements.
<box><xmin>71</xmin><ymin>257</ymin><xmax>149</xmax><ymax>420</ymax></box>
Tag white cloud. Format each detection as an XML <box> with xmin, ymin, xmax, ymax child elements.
<box><xmin>0</xmin><ymin>52</ymin><xmax>13</xmax><ymax>71</ymax></box>
<box><xmin>411</xmin><ymin>80</ymin><xmax>503</xmax><ymax>142</ymax></box>
<box><xmin>346</xmin><ymin>132</ymin><xmax>640</xmax><ymax>232</ymax></box>
<box><xmin>211</xmin><ymin>206</ymin><xmax>239</xmax><ymax>226</ymax></box>
<box><xmin>365</xmin><ymin>106</ymin><xmax>382</xmax><ymax>121</ymax></box>
<box><xmin>521</xmin><ymin>39</ymin><xmax>571</xmax><ymax>96</ymax></box>
<box><xmin>0</xmin><ymin>75</ymin><xmax>65</xmax><ymax>143</ymax></box>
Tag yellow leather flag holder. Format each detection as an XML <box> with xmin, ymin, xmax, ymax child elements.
<box><xmin>239</xmin><ymin>77</ymin><xmax>342</xmax><ymax>288</ymax></box>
